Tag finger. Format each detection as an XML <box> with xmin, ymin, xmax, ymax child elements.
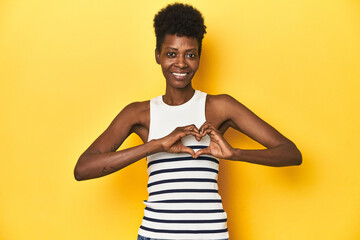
<box><xmin>199</xmin><ymin>122</ymin><xmax>209</xmax><ymax>134</ymax></box>
<box><xmin>202</xmin><ymin>128</ymin><xmax>219</xmax><ymax>139</ymax></box>
<box><xmin>184</xmin><ymin>129</ymin><xmax>202</xmax><ymax>141</ymax></box>
<box><xmin>175</xmin><ymin>129</ymin><xmax>201</xmax><ymax>140</ymax></box>
<box><xmin>180</xmin><ymin>124</ymin><xmax>199</xmax><ymax>133</ymax></box>
<box><xmin>185</xmin><ymin>124</ymin><xmax>200</xmax><ymax>133</ymax></box>
<box><xmin>182</xmin><ymin>130</ymin><xmax>203</xmax><ymax>139</ymax></box>
<box><xmin>195</xmin><ymin>134</ymin><xmax>202</xmax><ymax>142</ymax></box>
<box><xmin>194</xmin><ymin>147</ymin><xmax>212</xmax><ymax>158</ymax></box>
<box><xmin>187</xmin><ymin>126</ymin><xmax>201</xmax><ymax>140</ymax></box>
<box><xmin>199</xmin><ymin>122</ymin><xmax>215</xmax><ymax>135</ymax></box>
<box><xmin>185</xmin><ymin>124</ymin><xmax>202</xmax><ymax>140</ymax></box>
<box><xmin>180</xmin><ymin>146</ymin><xmax>196</xmax><ymax>158</ymax></box>
<box><xmin>204</xmin><ymin>121</ymin><xmax>215</xmax><ymax>128</ymax></box>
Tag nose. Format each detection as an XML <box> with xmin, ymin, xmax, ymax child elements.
<box><xmin>175</xmin><ymin>55</ymin><xmax>188</xmax><ymax>68</ymax></box>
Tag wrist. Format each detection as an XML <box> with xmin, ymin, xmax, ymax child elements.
<box><xmin>230</xmin><ymin>148</ymin><xmax>242</xmax><ymax>160</ymax></box>
<box><xmin>148</xmin><ymin>139</ymin><xmax>164</xmax><ymax>153</ymax></box>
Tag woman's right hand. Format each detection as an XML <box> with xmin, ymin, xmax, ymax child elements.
<box><xmin>159</xmin><ymin>124</ymin><xmax>202</xmax><ymax>158</ymax></box>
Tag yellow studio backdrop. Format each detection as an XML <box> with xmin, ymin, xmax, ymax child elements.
<box><xmin>1</xmin><ymin>0</ymin><xmax>359</xmax><ymax>239</ymax></box>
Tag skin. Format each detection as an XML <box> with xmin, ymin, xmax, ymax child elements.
<box><xmin>74</xmin><ymin>34</ymin><xmax>302</xmax><ymax>181</ymax></box>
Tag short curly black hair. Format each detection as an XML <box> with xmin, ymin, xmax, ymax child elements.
<box><xmin>154</xmin><ymin>3</ymin><xmax>207</xmax><ymax>56</ymax></box>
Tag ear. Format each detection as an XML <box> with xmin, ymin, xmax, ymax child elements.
<box><xmin>155</xmin><ymin>49</ymin><xmax>160</xmax><ymax>64</ymax></box>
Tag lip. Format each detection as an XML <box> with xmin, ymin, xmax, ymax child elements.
<box><xmin>171</xmin><ymin>72</ymin><xmax>189</xmax><ymax>79</ymax></box>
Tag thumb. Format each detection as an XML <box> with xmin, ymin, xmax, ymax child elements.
<box><xmin>180</xmin><ymin>146</ymin><xmax>196</xmax><ymax>158</ymax></box>
<box><xmin>194</xmin><ymin>147</ymin><xmax>211</xmax><ymax>158</ymax></box>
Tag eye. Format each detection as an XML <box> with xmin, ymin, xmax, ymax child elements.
<box><xmin>167</xmin><ymin>52</ymin><xmax>176</xmax><ymax>57</ymax></box>
<box><xmin>187</xmin><ymin>53</ymin><xmax>196</xmax><ymax>58</ymax></box>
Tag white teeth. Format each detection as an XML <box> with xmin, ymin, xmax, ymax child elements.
<box><xmin>172</xmin><ymin>72</ymin><xmax>187</xmax><ymax>76</ymax></box>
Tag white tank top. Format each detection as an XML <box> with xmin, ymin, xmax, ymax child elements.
<box><xmin>138</xmin><ymin>90</ymin><xmax>229</xmax><ymax>240</ymax></box>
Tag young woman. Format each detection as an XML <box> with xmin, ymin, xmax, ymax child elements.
<box><xmin>74</xmin><ymin>3</ymin><xmax>302</xmax><ymax>240</ymax></box>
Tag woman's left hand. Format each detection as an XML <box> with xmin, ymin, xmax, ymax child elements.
<box><xmin>194</xmin><ymin>122</ymin><xmax>236</xmax><ymax>159</ymax></box>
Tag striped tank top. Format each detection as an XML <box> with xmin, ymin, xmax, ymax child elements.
<box><xmin>138</xmin><ymin>90</ymin><xmax>229</xmax><ymax>240</ymax></box>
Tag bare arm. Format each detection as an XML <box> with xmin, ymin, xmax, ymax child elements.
<box><xmin>74</xmin><ymin>101</ymin><xmax>201</xmax><ymax>181</ymax></box>
<box><xmin>74</xmin><ymin>102</ymin><xmax>151</xmax><ymax>181</ymax></box>
<box><xmin>75</xmin><ymin>140</ymin><xmax>164</xmax><ymax>181</ymax></box>
<box><xmin>231</xmin><ymin>143</ymin><xmax>301</xmax><ymax>167</ymax></box>
<box><xmin>197</xmin><ymin>95</ymin><xmax>302</xmax><ymax>167</ymax></box>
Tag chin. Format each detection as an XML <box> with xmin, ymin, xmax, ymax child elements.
<box><xmin>166</xmin><ymin>75</ymin><xmax>194</xmax><ymax>89</ymax></box>
<box><xmin>167</xmin><ymin>79</ymin><xmax>192</xmax><ymax>89</ymax></box>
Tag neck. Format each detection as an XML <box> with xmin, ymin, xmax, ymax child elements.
<box><xmin>163</xmin><ymin>85</ymin><xmax>195</xmax><ymax>106</ymax></box>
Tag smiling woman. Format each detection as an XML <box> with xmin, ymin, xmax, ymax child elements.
<box><xmin>156</xmin><ymin>35</ymin><xmax>200</xmax><ymax>94</ymax></box>
<box><xmin>74</xmin><ymin>3</ymin><xmax>302</xmax><ymax>240</ymax></box>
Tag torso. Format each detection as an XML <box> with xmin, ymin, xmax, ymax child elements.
<box><xmin>137</xmin><ymin>90</ymin><xmax>229</xmax><ymax>239</ymax></box>
<box><xmin>130</xmin><ymin>93</ymin><xmax>233</xmax><ymax>143</ymax></box>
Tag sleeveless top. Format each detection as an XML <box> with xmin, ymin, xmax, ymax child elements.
<box><xmin>138</xmin><ymin>90</ymin><xmax>229</xmax><ymax>240</ymax></box>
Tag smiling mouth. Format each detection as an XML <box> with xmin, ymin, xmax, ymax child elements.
<box><xmin>171</xmin><ymin>72</ymin><xmax>188</xmax><ymax>77</ymax></box>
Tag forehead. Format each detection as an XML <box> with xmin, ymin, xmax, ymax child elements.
<box><xmin>162</xmin><ymin>34</ymin><xmax>199</xmax><ymax>51</ymax></box>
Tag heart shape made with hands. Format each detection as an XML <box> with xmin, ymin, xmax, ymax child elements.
<box><xmin>165</xmin><ymin>122</ymin><xmax>232</xmax><ymax>159</ymax></box>
<box><xmin>178</xmin><ymin>122</ymin><xmax>217</xmax><ymax>147</ymax></box>
<box><xmin>176</xmin><ymin>122</ymin><xmax>233</xmax><ymax>159</ymax></box>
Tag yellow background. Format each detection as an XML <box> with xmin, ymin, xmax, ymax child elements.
<box><xmin>1</xmin><ymin>0</ymin><xmax>359</xmax><ymax>239</ymax></box>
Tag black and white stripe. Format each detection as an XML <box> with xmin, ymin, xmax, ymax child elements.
<box><xmin>139</xmin><ymin>148</ymin><xmax>228</xmax><ymax>239</ymax></box>
<box><xmin>139</xmin><ymin>91</ymin><xmax>229</xmax><ymax>239</ymax></box>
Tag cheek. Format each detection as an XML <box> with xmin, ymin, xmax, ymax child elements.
<box><xmin>191</xmin><ymin>62</ymin><xmax>200</xmax><ymax>72</ymax></box>
<box><xmin>159</xmin><ymin>61</ymin><xmax>167</xmax><ymax>70</ymax></box>
<box><xmin>160</xmin><ymin>59</ymin><xmax>173</xmax><ymax>68</ymax></box>
<box><xmin>161</xmin><ymin>63</ymin><xmax>172</xmax><ymax>72</ymax></box>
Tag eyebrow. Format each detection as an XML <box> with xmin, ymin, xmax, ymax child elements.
<box><xmin>165</xmin><ymin>47</ymin><xmax>198</xmax><ymax>51</ymax></box>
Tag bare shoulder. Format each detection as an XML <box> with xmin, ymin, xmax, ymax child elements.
<box><xmin>84</xmin><ymin>100</ymin><xmax>150</xmax><ymax>154</ymax></box>
<box><xmin>206</xmin><ymin>92</ymin><xmax>294</xmax><ymax>148</ymax></box>
<box><xmin>123</xmin><ymin>100</ymin><xmax>150</xmax><ymax>116</ymax></box>
<box><xmin>206</xmin><ymin>93</ymin><xmax>237</xmax><ymax>105</ymax></box>
<box><xmin>113</xmin><ymin>100</ymin><xmax>150</xmax><ymax>127</ymax></box>
<box><xmin>206</xmin><ymin>93</ymin><xmax>247</xmax><ymax>117</ymax></box>
<box><xmin>205</xmin><ymin>94</ymin><xmax>241</xmax><ymax>130</ymax></box>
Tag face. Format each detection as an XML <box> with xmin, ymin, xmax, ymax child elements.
<box><xmin>155</xmin><ymin>34</ymin><xmax>200</xmax><ymax>89</ymax></box>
